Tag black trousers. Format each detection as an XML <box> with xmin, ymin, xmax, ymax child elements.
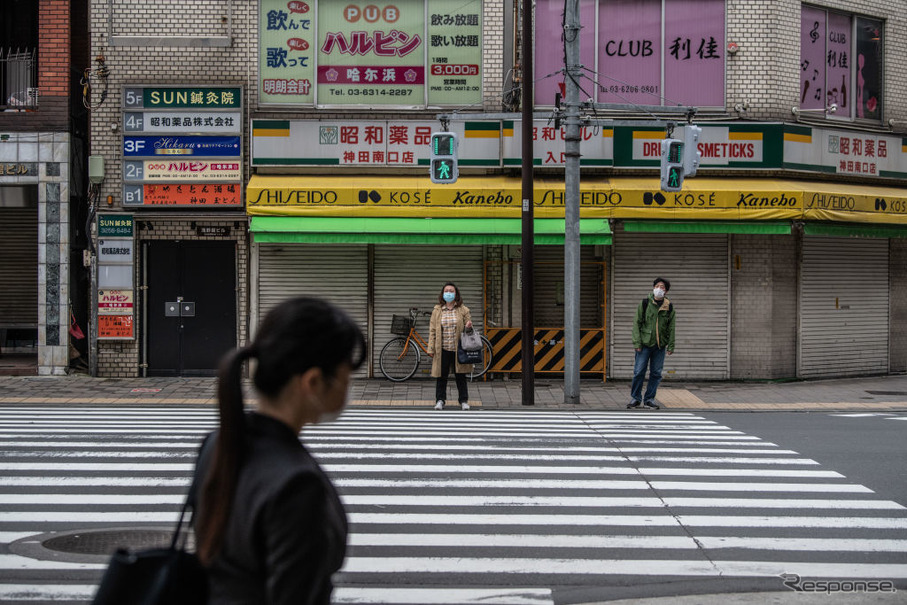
<box><xmin>435</xmin><ymin>349</ymin><xmax>468</xmax><ymax>404</ymax></box>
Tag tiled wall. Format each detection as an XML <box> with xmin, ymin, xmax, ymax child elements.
<box><xmin>0</xmin><ymin>132</ymin><xmax>72</xmax><ymax>374</ymax></box>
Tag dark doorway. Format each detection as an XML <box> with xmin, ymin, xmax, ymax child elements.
<box><xmin>145</xmin><ymin>240</ymin><xmax>236</xmax><ymax>376</ymax></box>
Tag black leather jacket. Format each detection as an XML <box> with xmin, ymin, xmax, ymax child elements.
<box><xmin>191</xmin><ymin>413</ymin><xmax>348</xmax><ymax>605</ymax></box>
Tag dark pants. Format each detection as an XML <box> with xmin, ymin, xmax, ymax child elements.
<box><xmin>435</xmin><ymin>349</ymin><xmax>468</xmax><ymax>404</ymax></box>
<box><xmin>630</xmin><ymin>345</ymin><xmax>667</xmax><ymax>404</ymax></box>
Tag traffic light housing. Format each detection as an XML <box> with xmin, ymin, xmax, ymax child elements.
<box><xmin>660</xmin><ymin>139</ymin><xmax>684</xmax><ymax>192</ymax></box>
<box><xmin>683</xmin><ymin>125</ymin><xmax>702</xmax><ymax>176</ymax></box>
<box><xmin>430</xmin><ymin>132</ymin><xmax>458</xmax><ymax>184</ymax></box>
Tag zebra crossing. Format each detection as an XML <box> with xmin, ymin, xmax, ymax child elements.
<box><xmin>0</xmin><ymin>405</ymin><xmax>905</xmax><ymax>604</ymax></box>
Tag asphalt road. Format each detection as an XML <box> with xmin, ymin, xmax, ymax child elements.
<box><xmin>1</xmin><ymin>406</ymin><xmax>906</xmax><ymax>604</ymax></box>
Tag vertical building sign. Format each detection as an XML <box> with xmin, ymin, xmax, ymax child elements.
<box><xmin>826</xmin><ymin>12</ymin><xmax>852</xmax><ymax>119</ymax></box>
<box><xmin>663</xmin><ymin>0</ymin><xmax>725</xmax><ymax>107</ymax></box>
<box><xmin>426</xmin><ymin>0</ymin><xmax>483</xmax><ymax>106</ymax></box>
<box><xmin>800</xmin><ymin>6</ymin><xmax>826</xmax><ymax>112</ymax></box>
<box><xmin>260</xmin><ymin>0</ymin><xmax>316</xmax><ymax>104</ymax></box>
<box><xmin>855</xmin><ymin>17</ymin><xmax>882</xmax><ymax>121</ymax></box>
<box><xmin>97</xmin><ymin>214</ymin><xmax>135</xmax><ymax>340</ymax></box>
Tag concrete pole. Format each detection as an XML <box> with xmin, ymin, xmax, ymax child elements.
<box><xmin>563</xmin><ymin>0</ymin><xmax>582</xmax><ymax>404</ymax></box>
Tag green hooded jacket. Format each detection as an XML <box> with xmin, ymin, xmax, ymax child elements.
<box><xmin>632</xmin><ymin>293</ymin><xmax>675</xmax><ymax>352</ymax></box>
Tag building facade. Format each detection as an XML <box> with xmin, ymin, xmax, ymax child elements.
<box><xmin>0</xmin><ymin>0</ymin><xmax>89</xmax><ymax>375</ymax></box>
<box><xmin>87</xmin><ymin>0</ymin><xmax>907</xmax><ymax>381</ymax></box>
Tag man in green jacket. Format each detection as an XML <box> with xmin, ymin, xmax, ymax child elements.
<box><xmin>628</xmin><ymin>277</ymin><xmax>675</xmax><ymax>409</ymax></box>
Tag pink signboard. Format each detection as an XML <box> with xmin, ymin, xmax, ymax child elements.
<box><xmin>826</xmin><ymin>12</ymin><xmax>852</xmax><ymax>119</ymax></box>
<box><xmin>800</xmin><ymin>6</ymin><xmax>826</xmax><ymax>111</ymax></box>
<box><xmin>598</xmin><ymin>0</ymin><xmax>661</xmax><ymax>105</ymax></box>
<box><xmin>534</xmin><ymin>0</ymin><xmax>596</xmax><ymax>106</ymax></box>
<box><xmin>663</xmin><ymin>0</ymin><xmax>725</xmax><ymax>107</ymax></box>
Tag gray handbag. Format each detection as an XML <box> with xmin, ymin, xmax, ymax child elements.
<box><xmin>459</xmin><ymin>326</ymin><xmax>482</xmax><ymax>352</ymax></box>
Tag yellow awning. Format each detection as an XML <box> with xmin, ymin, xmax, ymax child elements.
<box><xmin>245</xmin><ymin>175</ymin><xmax>907</xmax><ymax>225</ymax></box>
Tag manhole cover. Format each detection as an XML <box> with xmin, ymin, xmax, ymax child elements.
<box><xmin>42</xmin><ymin>529</ymin><xmax>193</xmax><ymax>555</ymax></box>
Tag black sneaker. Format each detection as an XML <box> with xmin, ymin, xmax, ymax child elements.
<box><xmin>626</xmin><ymin>400</ymin><xmax>642</xmax><ymax>409</ymax></box>
<box><xmin>643</xmin><ymin>400</ymin><xmax>660</xmax><ymax>409</ymax></box>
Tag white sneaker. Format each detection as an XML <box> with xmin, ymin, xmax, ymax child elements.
<box><xmin>460</xmin><ymin>402</ymin><xmax>470</xmax><ymax>410</ymax></box>
<box><xmin>434</xmin><ymin>400</ymin><xmax>444</xmax><ymax>410</ymax></box>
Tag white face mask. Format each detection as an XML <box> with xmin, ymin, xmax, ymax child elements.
<box><xmin>653</xmin><ymin>287</ymin><xmax>666</xmax><ymax>299</ymax></box>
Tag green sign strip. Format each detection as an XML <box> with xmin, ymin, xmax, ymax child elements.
<box><xmin>142</xmin><ymin>87</ymin><xmax>242</xmax><ymax>109</ymax></box>
<box><xmin>98</xmin><ymin>214</ymin><xmax>134</xmax><ymax>237</ymax></box>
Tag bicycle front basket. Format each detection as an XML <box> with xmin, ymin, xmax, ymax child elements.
<box><xmin>390</xmin><ymin>314</ymin><xmax>413</xmax><ymax>335</ymax></box>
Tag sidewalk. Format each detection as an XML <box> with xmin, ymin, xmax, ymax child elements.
<box><xmin>1</xmin><ymin>371</ymin><xmax>907</xmax><ymax>411</ymax></box>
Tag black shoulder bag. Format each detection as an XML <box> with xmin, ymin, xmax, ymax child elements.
<box><xmin>92</xmin><ymin>494</ymin><xmax>208</xmax><ymax>605</ymax></box>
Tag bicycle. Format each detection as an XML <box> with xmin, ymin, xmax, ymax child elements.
<box><xmin>379</xmin><ymin>307</ymin><xmax>493</xmax><ymax>382</ymax></box>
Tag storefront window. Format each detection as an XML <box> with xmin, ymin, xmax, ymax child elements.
<box><xmin>534</xmin><ymin>0</ymin><xmax>725</xmax><ymax>108</ymax></box>
<box><xmin>259</xmin><ymin>0</ymin><xmax>483</xmax><ymax>108</ymax></box>
<box><xmin>800</xmin><ymin>6</ymin><xmax>883</xmax><ymax>121</ymax></box>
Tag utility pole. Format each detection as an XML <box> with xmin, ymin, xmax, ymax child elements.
<box><xmin>563</xmin><ymin>0</ymin><xmax>581</xmax><ymax>404</ymax></box>
<box><xmin>520</xmin><ymin>0</ymin><xmax>534</xmax><ymax>405</ymax></box>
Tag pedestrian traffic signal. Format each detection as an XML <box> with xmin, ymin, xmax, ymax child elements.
<box><xmin>682</xmin><ymin>125</ymin><xmax>702</xmax><ymax>177</ymax></box>
<box><xmin>430</xmin><ymin>132</ymin><xmax>458</xmax><ymax>184</ymax></box>
<box><xmin>660</xmin><ymin>139</ymin><xmax>684</xmax><ymax>192</ymax></box>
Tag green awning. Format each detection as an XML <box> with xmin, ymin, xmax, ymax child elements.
<box><xmin>622</xmin><ymin>220</ymin><xmax>792</xmax><ymax>235</ymax></box>
<box><xmin>803</xmin><ymin>222</ymin><xmax>907</xmax><ymax>239</ymax></box>
<box><xmin>250</xmin><ymin>216</ymin><xmax>612</xmax><ymax>245</ymax></box>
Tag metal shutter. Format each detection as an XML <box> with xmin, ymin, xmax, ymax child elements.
<box><xmin>0</xmin><ymin>206</ymin><xmax>38</xmax><ymax>325</ymax></box>
<box><xmin>799</xmin><ymin>236</ymin><xmax>889</xmax><ymax>378</ymax></box>
<box><xmin>256</xmin><ymin>244</ymin><xmax>369</xmax><ymax>375</ymax></box>
<box><xmin>373</xmin><ymin>245</ymin><xmax>483</xmax><ymax>378</ymax></box>
<box><xmin>611</xmin><ymin>233</ymin><xmax>729</xmax><ymax>380</ymax></box>
<box><xmin>533</xmin><ymin>245</ymin><xmax>605</xmax><ymax>327</ymax></box>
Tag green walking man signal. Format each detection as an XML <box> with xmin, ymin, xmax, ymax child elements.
<box><xmin>660</xmin><ymin>138</ymin><xmax>684</xmax><ymax>192</ymax></box>
<box><xmin>430</xmin><ymin>132</ymin><xmax>458</xmax><ymax>184</ymax></box>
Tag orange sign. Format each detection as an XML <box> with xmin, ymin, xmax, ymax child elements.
<box><xmin>99</xmin><ymin>315</ymin><xmax>134</xmax><ymax>339</ymax></box>
<box><xmin>142</xmin><ymin>183</ymin><xmax>242</xmax><ymax>206</ymax></box>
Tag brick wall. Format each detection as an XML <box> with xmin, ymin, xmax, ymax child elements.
<box><xmin>727</xmin><ymin>0</ymin><xmax>907</xmax><ymax>122</ymax></box>
<box><xmin>730</xmin><ymin>234</ymin><xmax>797</xmax><ymax>379</ymax></box>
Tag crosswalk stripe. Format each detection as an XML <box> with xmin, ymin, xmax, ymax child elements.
<box><xmin>0</xmin><ymin>494</ymin><xmax>898</xmax><ymax>509</ymax></box>
<box><xmin>339</xmin><ymin>557</ymin><xmax>907</xmax><ymax>578</ymax></box>
<box><xmin>0</xmin><ymin>476</ymin><xmax>871</xmax><ymax>492</ymax></box>
<box><xmin>0</xmin><ymin>404</ymin><xmax>905</xmax><ymax>602</ymax></box>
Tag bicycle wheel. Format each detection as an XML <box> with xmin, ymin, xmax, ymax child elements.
<box><xmin>468</xmin><ymin>336</ymin><xmax>494</xmax><ymax>379</ymax></box>
<box><xmin>379</xmin><ymin>337</ymin><xmax>420</xmax><ymax>381</ymax></box>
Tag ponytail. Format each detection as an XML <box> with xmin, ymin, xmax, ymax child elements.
<box><xmin>196</xmin><ymin>345</ymin><xmax>255</xmax><ymax>564</ymax></box>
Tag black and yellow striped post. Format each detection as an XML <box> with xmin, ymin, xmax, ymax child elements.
<box><xmin>487</xmin><ymin>328</ymin><xmax>605</xmax><ymax>377</ymax></box>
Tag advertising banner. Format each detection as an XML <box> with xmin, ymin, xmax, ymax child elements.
<box><xmin>317</xmin><ymin>0</ymin><xmax>425</xmax><ymax>106</ymax></box>
<box><xmin>123</xmin><ymin>87</ymin><xmax>241</xmax><ymax>109</ymax></box>
<box><xmin>98</xmin><ymin>290</ymin><xmax>134</xmax><ymax>315</ymax></box>
<box><xmin>426</xmin><ymin>0</ymin><xmax>482</xmax><ymax>106</ymax></box>
<box><xmin>123</xmin><ymin>136</ymin><xmax>241</xmax><ymax>158</ymax></box>
<box><xmin>123</xmin><ymin>111</ymin><xmax>242</xmax><ymax>134</ymax></box>
<box><xmin>98</xmin><ymin>214</ymin><xmax>133</xmax><ymax>237</ymax></box>
<box><xmin>98</xmin><ymin>315</ymin><xmax>134</xmax><ymax>340</ymax></box>
<box><xmin>259</xmin><ymin>0</ymin><xmax>482</xmax><ymax>107</ymax></box>
<box><xmin>124</xmin><ymin>160</ymin><xmax>242</xmax><ymax>182</ymax></box>
<box><xmin>252</xmin><ymin>119</ymin><xmax>499</xmax><ymax>166</ymax></box>
<box><xmin>260</xmin><ymin>0</ymin><xmax>316</xmax><ymax>104</ymax></box>
<box><xmin>135</xmin><ymin>183</ymin><xmax>243</xmax><ymax>207</ymax></box>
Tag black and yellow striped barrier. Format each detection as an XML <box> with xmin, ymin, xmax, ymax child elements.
<box><xmin>486</xmin><ymin>328</ymin><xmax>605</xmax><ymax>374</ymax></box>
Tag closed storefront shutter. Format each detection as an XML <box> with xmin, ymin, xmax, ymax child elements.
<box><xmin>611</xmin><ymin>233</ymin><xmax>729</xmax><ymax>380</ymax></box>
<box><xmin>256</xmin><ymin>244</ymin><xmax>369</xmax><ymax>375</ymax></box>
<box><xmin>799</xmin><ymin>237</ymin><xmax>888</xmax><ymax>378</ymax></box>
<box><xmin>373</xmin><ymin>245</ymin><xmax>483</xmax><ymax>378</ymax></box>
<box><xmin>533</xmin><ymin>245</ymin><xmax>606</xmax><ymax>328</ymax></box>
<box><xmin>0</xmin><ymin>206</ymin><xmax>38</xmax><ymax>326</ymax></box>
